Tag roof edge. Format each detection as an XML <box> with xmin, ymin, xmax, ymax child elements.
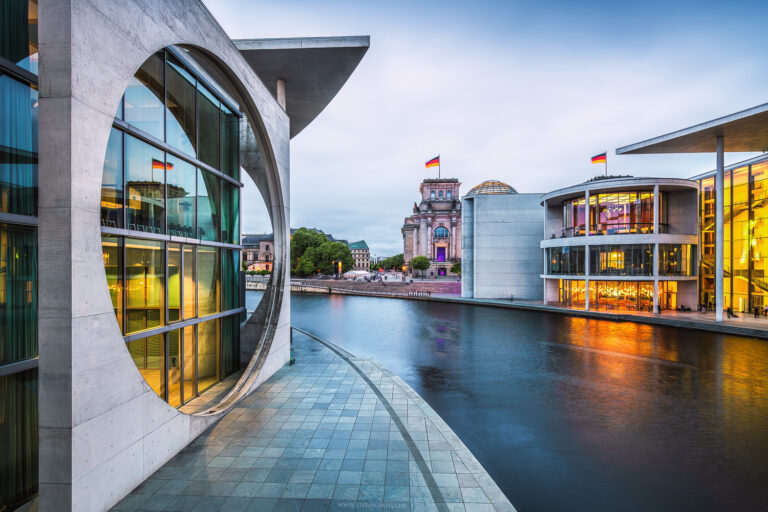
<box><xmin>233</xmin><ymin>36</ymin><xmax>370</xmax><ymax>51</ymax></box>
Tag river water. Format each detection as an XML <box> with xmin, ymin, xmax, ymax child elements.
<box><xmin>247</xmin><ymin>291</ymin><xmax>768</xmax><ymax>511</ymax></box>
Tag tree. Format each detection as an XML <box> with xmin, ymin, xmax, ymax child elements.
<box><xmin>387</xmin><ymin>253</ymin><xmax>405</xmax><ymax>270</ymax></box>
<box><xmin>450</xmin><ymin>262</ymin><xmax>461</xmax><ymax>275</ymax></box>
<box><xmin>296</xmin><ymin>245</ymin><xmax>320</xmax><ymax>276</ymax></box>
<box><xmin>290</xmin><ymin>228</ymin><xmax>328</xmax><ymax>273</ymax></box>
<box><xmin>410</xmin><ymin>256</ymin><xmax>430</xmax><ymax>277</ymax></box>
<box><xmin>315</xmin><ymin>241</ymin><xmax>354</xmax><ymax>275</ymax></box>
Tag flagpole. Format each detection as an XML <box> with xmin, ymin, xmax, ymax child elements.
<box><xmin>605</xmin><ymin>153</ymin><xmax>607</xmax><ymax>177</ymax></box>
<box><xmin>438</xmin><ymin>154</ymin><xmax>441</xmax><ymax>179</ymax></box>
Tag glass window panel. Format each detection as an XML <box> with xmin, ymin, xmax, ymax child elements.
<box><xmin>222</xmin><ymin>249</ymin><xmax>239</xmax><ymax>311</ymax></box>
<box><xmin>165</xmin><ymin>154</ymin><xmax>196</xmax><ymax>238</ymax></box>
<box><xmin>127</xmin><ymin>334</ymin><xmax>165</xmax><ymax>399</ymax></box>
<box><xmin>168</xmin><ymin>329</ymin><xmax>181</xmax><ymax>407</ymax></box>
<box><xmin>182</xmin><ymin>325</ymin><xmax>196</xmax><ymax>403</ymax></box>
<box><xmin>165</xmin><ymin>57</ymin><xmax>196</xmax><ymax>157</ymax></box>
<box><xmin>125</xmin><ymin>135</ymin><xmax>165</xmax><ymax>234</ymax></box>
<box><xmin>125</xmin><ymin>238</ymin><xmax>164</xmax><ymax>334</ymax></box>
<box><xmin>100</xmin><ymin>128</ymin><xmax>123</xmax><ymax>228</ymax></box>
<box><xmin>124</xmin><ymin>51</ymin><xmax>164</xmax><ymax>140</ymax></box>
<box><xmin>197</xmin><ymin>318</ymin><xmax>219</xmax><ymax>392</ymax></box>
<box><xmin>221</xmin><ymin>314</ymin><xmax>239</xmax><ymax>377</ymax></box>
<box><xmin>168</xmin><ymin>243</ymin><xmax>181</xmax><ymax>323</ymax></box>
<box><xmin>221</xmin><ymin>183</ymin><xmax>239</xmax><ymax>244</ymax></box>
<box><xmin>220</xmin><ymin>103</ymin><xmax>239</xmax><ymax>179</ymax></box>
<box><xmin>0</xmin><ymin>225</ymin><xmax>37</xmax><ymax>365</ymax></box>
<box><xmin>0</xmin><ymin>76</ymin><xmax>38</xmax><ymax>216</ymax></box>
<box><xmin>733</xmin><ymin>166</ymin><xmax>749</xmax><ymax>205</ymax></box>
<box><xmin>101</xmin><ymin>235</ymin><xmax>123</xmax><ymax>333</ymax></box>
<box><xmin>183</xmin><ymin>245</ymin><xmax>196</xmax><ymax>319</ymax></box>
<box><xmin>197</xmin><ymin>169</ymin><xmax>220</xmax><ymax>241</ymax></box>
<box><xmin>0</xmin><ymin>368</ymin><xmax>38</xmax><ymax>508</ymax></box>
<box><xmin>197</xmin><ymin>84</ymin><xmax>219</xmax><ymax>169</ymax></box>
<box><xmin>198</xmin><ymin>246</ymin><xmax>220</xmax><ymax>316</ymax></box>
<box><xmin>1</xmin><ymin>0</ymin><xmax>38</xmax><ymax>73</ymax></box>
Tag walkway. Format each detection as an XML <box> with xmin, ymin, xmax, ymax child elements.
<box><xmin>111</xmin><ymin>329</ymin><xmax>514</xmax><ymax>512</ymax></box>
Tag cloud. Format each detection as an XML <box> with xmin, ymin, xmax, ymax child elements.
<box><xmin>206</xmin><ymin>0</ymin><xmax>768</xmax><ymax>257</ymax></box>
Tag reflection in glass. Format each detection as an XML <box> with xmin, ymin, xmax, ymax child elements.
<box><xmin>589</xmin><ymin>245</ymin><xmax>653</xmax><ymax>276</ymax></box>
<box><xmin>167</xmin><ymin>329</ymin><xmax>181</xmax><ymax>407</ymax></box>
<box><xmin>221</xmin><ymin>314</ymin><xmax>240</xmax><ymax>377</ymax></box>
<box><xmin>222</xmin><ymin>249</ymin><xmax>239</xmax><ymax>312</ymax></box>
<box><xmin>101</xmin><ymin>235</ymin><xmax>123</xmax><ymax>333</ymax></box>
<box><xmin>197</xmin><ymin>169</ymin><xmax>220</xmax><ymax>241</ymax></box>
<box><xmin>0</xmin><ymin>369</ymin><xmax>38</xmax><ymax>509</ymax></box>
<box><xmin>197</xmin><ymin>84</ymin><xmax>219</xmax><ymax>169</ymax></box>
<box><xmin>0</xmin><ymin>226</ymin><xmax>37</xmax><ymax>365</ymax></box>
<box><xmin>165</xmin><ymin>155</ymin><xmax>196</xmax><ymax>237</ymax></box>
<box><xmin>100</xmin><ymin>128</ymin><xmax>123</xmax><ymax>228</ymax></box>
<box><xmin>183</xmin><ymin>325</ymin><xmax>196</xmax><ymax>403</ymax></box>
<box><xmin>0</xmin><ymin>76</ymin><xmax>38</xmax><ymax>216</ymax></box>
<box><xmin>125</xmin><ymin>238</ymin><xmax>164</xmax><ymax>333</ymax></box>
<box><xmin>166</xmin><ymin>57</ymin><xmax>196</xmax><ymax>157</ymax></box>
<box><xmin>220</xmin><ymin>103</ymin><xmax>239</xmax><ymax>179</ymax></box>
<box><xmin>168</xmin><ymin>243</ymin><xmax>181</xmax><ymax>322</ymax></box>
<box><xmin>198</xmin><ymin>318</ymin><xmax>219</xmax><ymax>392</ymax></box>
<box><xmin>0</xmin><ymin>0</ymin><xmax>38</xmax><ymax>73</ymax></box>
<box><xmin>659</xmin><ymin>244</ymin><xmax>696</xmax><ymax>276</ymax></box>
<box><xmin>198</xmin><ymin>246</ymin><xmax>220</xmax><ymax>316</ymax></box>
<box><xmin>183</xmin><ymin>246</ymin><xmax>196</xmax><ymax>319</ymax></box>
<box><xmin>547</xmin><ymin>246</ymin><xmax>585</xmax><ymax>275</ymax></box>
<box><xmin>128</xmin><ymin>334</ymin><xmax>165</xmax><ymax>398</ymax></box>
<box><xmin>221</xmin><ymin>183</ymin><xmax>239</xmax><ymax>244</ymax></box>
<box><xmin>124</xmin><ymin>51</ymin><xmax>164</xmax><ymax>140</ymax></box>
<box><xmin>125</xmin><ymin>135</ymin><xmax>165</xmax><ymax>234</ymax></box>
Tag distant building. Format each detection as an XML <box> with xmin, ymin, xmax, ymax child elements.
<box><xmin>348</xmin><ymin>240</ymin><xmax>371</xmax><ymax>271</ymax></box>
<box><xmin>462</xmin><ymin>180</ymin><xmax>544</xmax><ymax>299</ymax></box>
<box><xmin>402</xmin><ymin>178</ymin><xmax>462</xmax><ymax>276</ymax></box>
<box><xmin>243</xmin><ymin>233</ymin><xmax>274</xmax><ymax>271</ymax></box>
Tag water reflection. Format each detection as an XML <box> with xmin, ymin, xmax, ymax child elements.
<box><xmin>279</xmin><ymin>292</ymin><xmax>768</xmax><ymax>511</ymax></box>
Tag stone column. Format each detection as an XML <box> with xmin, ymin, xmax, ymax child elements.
<box><xmin>716</xmin><ymin>136</ymin><xmax>724</xmax><ymax>321</ymax></box>
<box><xmin>276</xmin><ymin>78</ymin><xmax>286</xmax><ymax>110</ymax></box>
<box><xmin>419</xmin><ymin>217</ymin><xmax>428</xmax><ymax>257</ymax></box>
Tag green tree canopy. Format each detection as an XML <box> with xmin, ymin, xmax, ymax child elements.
<box><xmin>291</xmin><ymin>228</ymin><xmax>328</xmax><ymax>273</ymax></box>
<box><xmin>410</xmin><ymin>255</ymin><xmax>430</xmax><ymax>277</ymax></box>
<box><xmin>316</xmin><ymin>241</ymin><xmax>354</xmax><ymax>275</ymax></box>
<box><xmin>450</xmin><ymin>262</ymin><xmax>461</xmax><ymax>275</ymax></box>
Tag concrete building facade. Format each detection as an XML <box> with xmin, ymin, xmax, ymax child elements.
<box><xmin>243</xmin><ymin>233</ymin><xmax>275</xmax><ymax>272</ymax></box>
<box><xmin>540</xmin><ymin>177</ymin><xmax>699</xmax><ymax>312</ymax></box>
<box><xmin>402</xmin><ymin>178</ymin><xmax>462</xmax><ymax>276</ymax></box>
<box><xmin>0</xmin><ymin>1</ymin><xmax>367</xmax><ymax>510</ymax></box>
<box><xmin>348</xmin><ymin>240</ymin><xmax>370</xmax><ymax>271</ymax></box>
<box><xmin>462</xmin><ymin>181</ymin><xmax>544</xmax><ymax>299</ymax></box>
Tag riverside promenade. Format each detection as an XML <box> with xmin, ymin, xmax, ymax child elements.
<box><xmin>112</xmin><ymin>328</ymin><xmax>514</xmax><ymax>512</ymax></box>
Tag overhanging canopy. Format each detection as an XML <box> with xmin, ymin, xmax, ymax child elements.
<box><xmin>616</xmin><ymin>102</ymin><xmax>768</xmax><ymax>154</ymax></box>
<box><xmin>235</xmin><ymin>36</ymin><xmax>370</xmax><ymax>138</ymax></box>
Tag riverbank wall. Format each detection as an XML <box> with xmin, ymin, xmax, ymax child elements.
<box><xmin>288</xmin><ymin>284</ymin><xmax>768</xmax><ymax>340</ymax></box>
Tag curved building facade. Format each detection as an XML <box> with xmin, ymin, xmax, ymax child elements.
<box><xmin>0</xmin><ymin>1</ymin><xmax>369</xmax><ymax>510</ymax></box>
<box><xmin>541</xmin><ymin>177</ymin><xmax>699</xmax><ymax>312</ymax></box>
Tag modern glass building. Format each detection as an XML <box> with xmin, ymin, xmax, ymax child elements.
<box><xmin>100</xmin><ymin>48</ymin><xmax>243</xmax><ymax>408</ymax></box>
<box><xmin>0</xmin><ymin>1</ymin><xmax>368</xmax><ymax>510</ymax></box>
<box><xmin>1</xmin><ymin>1</ymin><xmax>39</xmax><ymax>509</ymax></box>
<box><xmin>541</xmin><ymin>177</ymin><xmax>699</xmax><ymax>312</ymax></box>
<box><xmin>694</xmin><ymin>155</ymin><xmax>768</xmax><ymax>313</ymax></box>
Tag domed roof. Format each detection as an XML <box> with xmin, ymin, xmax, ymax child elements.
<box><xmin>466</xmin><ymin>180</ymin><xmax>517</xmax><ymax>196</ymax></box>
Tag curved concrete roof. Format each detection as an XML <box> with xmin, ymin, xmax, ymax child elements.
<box><xmin>541</xmin><ymin>177</ymin><xmax>698</xmax><ymax>204</ymax></box>
<box><xmin>235</xmin><ymin>36</ymin><xmax>370</xmax><ymax>138</ymax></box>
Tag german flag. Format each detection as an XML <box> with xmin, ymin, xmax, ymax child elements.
<box><xmin>152</xmin><ymin>159</ymin><xmax>173</xmax><ymax>172</ymax></box>
<box><xmin>591</xmin><ymin>152</ymin><xmax>607</xmax><ymax>164</ymax></box>
<box><xmin>425</xmin><ymin>155</ymin><xmax>440</xmax><ymax>169</ymax></box>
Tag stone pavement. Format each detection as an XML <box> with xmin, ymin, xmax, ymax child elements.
<box><xmin>111</xmin><ymin>328</ymin><xmax>514</xmax><ymax>512</ymax></box>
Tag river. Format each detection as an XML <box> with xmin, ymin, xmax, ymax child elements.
<box><xmin>247</xmin><ymin>291</ymin><xmax>768</xmax><ymax>511</ymax></box>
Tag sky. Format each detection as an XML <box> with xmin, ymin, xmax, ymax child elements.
<box><xmin>205</xmin><ymin>0</ymin><xmax>768</xmax><ymax>257</ymax></box>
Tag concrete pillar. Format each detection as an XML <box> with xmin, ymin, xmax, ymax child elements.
<box><xmin>585</xmin><ymin>190</ymin><xmax>590</xmax><ymax>237</ymax></box>
<box><xmin>542</xmin><ymin>200</ymin><xmax>547</xmax><ymax>305</ymax></box>
<box><xmin>276</xmin><ymin>78</ymin><xmax>286</xmax><ymax>110</ymax></box>
<box><xmin>716</xmin><ymin>136</ymin><xmax>724</xmax><ymax>322</ymax></box>
<box><xmin>653</xmin><ymin>184</ymin><xmax>660</xmax><ymax>234</ymax></box>
<box><xmin>584</xmin><ymin>189</ymin><xmax>590</xmax><ymax>311</ymax></box>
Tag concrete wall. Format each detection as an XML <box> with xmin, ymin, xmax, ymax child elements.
<box><xmin>37</xmin><ymin>1</ymin><xmax>290</xmax><ymax>510</ymax></box>
<box><xmin>461</xmin><ymin>198</ymin><xmax>474</xmax><ymax>297</ymax></box>
<box><xmin>463</xmin><ymin>193</ymin><xmax>543</xmax><ymax>300</ymax></box>
<box><xmin>666</xmin><ymin>189</ymin><xmax>699</xmax><ymax>235</ymax></box>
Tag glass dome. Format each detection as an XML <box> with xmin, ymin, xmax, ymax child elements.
<box><xmin>466</xmin><ymin>180</ymin><xmax>517</xmax><ymax>196</ymax></box>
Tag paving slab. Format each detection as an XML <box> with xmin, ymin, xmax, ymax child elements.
<box><xmin>112</xmin><ymin>327</ymin><xmax>515</xmax><ymax>512</ymax></box>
